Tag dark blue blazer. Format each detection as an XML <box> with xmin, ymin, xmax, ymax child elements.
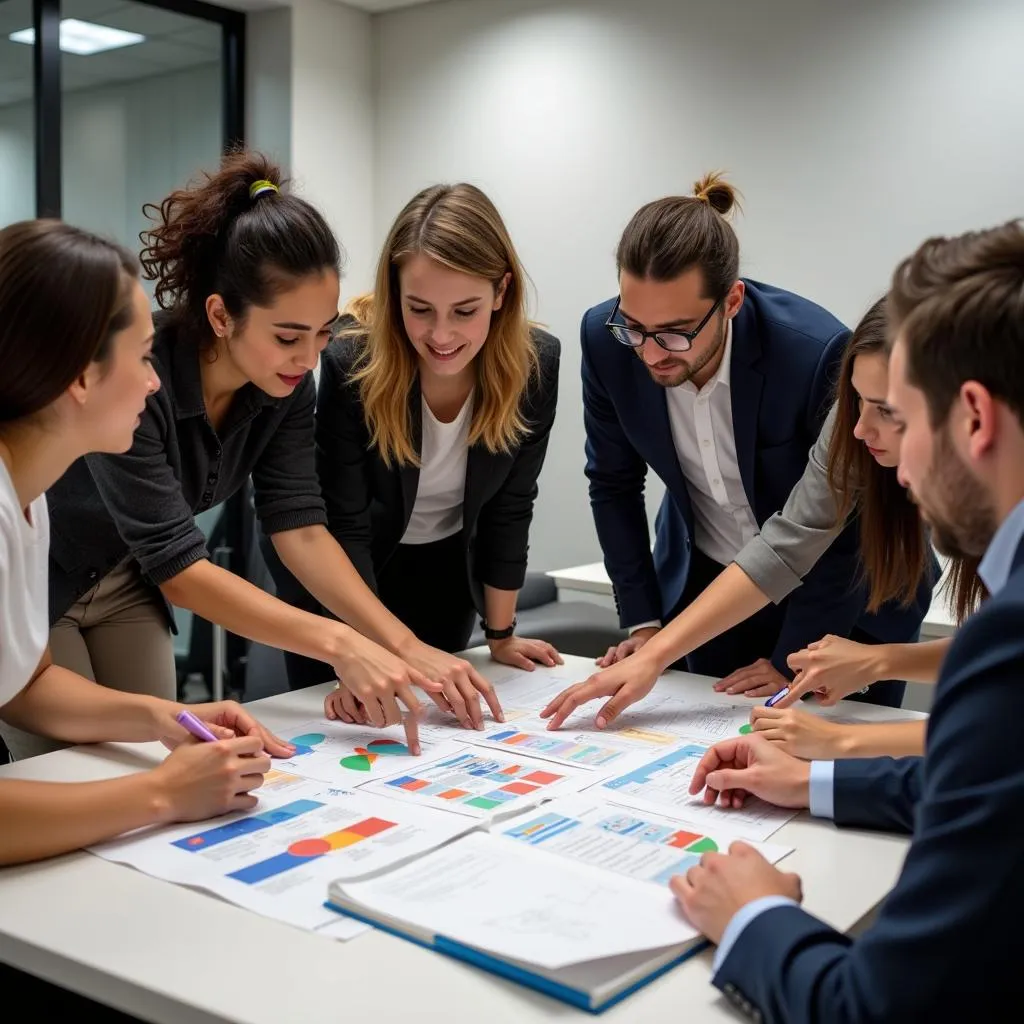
<box><xmin>581</xmin><ymin>279</ymin><xmax>928</xmax><ymax>673</ymax></box>
<box><xmin>714</xmin><ymin>536</ymin><xmax>1024</xmax><ymax>1022</ymax></box>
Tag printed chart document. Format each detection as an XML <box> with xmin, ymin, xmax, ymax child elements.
<box><xmin>592</xmin><ymin>742</ymin><xmax>797</xmax><ymax>842</ymax></box>
<box><xmin>270</xmin><ymin>717</ymin><xmax>468</xmax><ymax>785</ymax></box>
<box><xmin>90</xmin><ymin>770</ymin><xmax>473</xmax><ymax>931</ymax></box>
<box><xmin>493</xmin><ymin>796</ymin><xmax>792</xmax><ymax>886</ymax></box>
<box><xmin>356</xmin><ymin>747</ymin><xmax>594</xmax><ymax>820</ymax></box>
<box><xmin>637</xmin><ymin>694</ymin><xmax>757</xmax><ymax>744</ymax></box>
<box><xmin>472</xmin><ymin>725</ymin><xmax>649</xmax><ymax>770</ymax></box>
<box><xmin>484</xmin><ymin>665</ymin><xmax>758</xmax><ymax>749</ymax></box>
<box><xmin>326</xmin><ymin>832</ymin><xmax>705</xmax><ymax>1011</ymax></box>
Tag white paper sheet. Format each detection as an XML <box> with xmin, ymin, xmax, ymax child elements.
<box><xmin>493</xmin><ymin>796</ymin><xmax>793</xmax><ymax>886</ymax></box>
<box><xmin>333</xmin><ymin>831</ymin><xmax>698</xmax><ymax>968</ymax></box>
<box><xmin>90</xmin><ymin>771</ymin><xmax>474</xmax><ymax>930</ymax></box>
<box><xmin>482</xmin><ymin>664</ymin><xmax>583</xmax><ymax>721</ymax></box>
<box><xmin>634</xmin><ymin>695</ymin><xmax>755</xmax><ymax>743</ymax></box>
<box><xmin>483</xmin><ymin>665</ymin><xmax>756</xmax><ymax>748</ymax></box>
<box><xmin>591</xmin><ymin>742</ymin><xmax>797</xmax><ymax>842</ymax></box>
<box><xmin>314</xmin><ymin>916</ymin><xmax>372</xmax><ymax>941</ymax></box>
<box><xmin>355</xmin><ymin>747</ymin><xmax>595</xmax><ymax>819</ymax></box>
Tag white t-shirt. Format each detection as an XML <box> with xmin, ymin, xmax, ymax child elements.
<box><xmin>0</xmin><ymin>458</ymin><xmax>50</xmax><ymax>709</ymax></box>
<box><xmin>401</xmin><ymin>393</ymin><xmax>473</xmax><ymax>546</ymax></box>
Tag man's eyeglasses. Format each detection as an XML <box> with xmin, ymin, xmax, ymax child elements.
<box><xmin>604</xmin><ymin>296</ymin><xmax>723</xmax><ymax>353</ymax></box>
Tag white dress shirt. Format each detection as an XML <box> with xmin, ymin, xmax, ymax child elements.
<box><xmin>664</xmin><ymin>321</ymin><xmax>759</xmax><ymax>566</ymax></box>
<box><xmin>628</xmin><ymin>322</ymin><xmax>760</xmax><ymax>634</ymax></box>
<box><xmin>400</xmin><ymin>393</ymin><xmax>473</xmax><ymax>546</ymax></box>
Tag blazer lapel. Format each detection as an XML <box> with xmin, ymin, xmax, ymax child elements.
<box><xmin>399</xmin><ymin>376</ymin><xmax>423</xmax><ymax>526</ymax></box>
<box><xmin>464</xmin><ymin>442</ymin><xmax>490</xmax><ymax>536</ymax></box>
<box><xmin>728</xmin><ymin>307</ymin><xmax>764</xmax><ymax>508</ymax></box>
<box><xmin>632</xmin><ymin>358</ymin><xmax>689</xmax><ymax>503</ymax></box>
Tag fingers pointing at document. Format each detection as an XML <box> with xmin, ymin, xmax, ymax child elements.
<box><xmin>540</xmin><ymin>651</ymin><xmax>661</xmax><ymax>730</ymax></box>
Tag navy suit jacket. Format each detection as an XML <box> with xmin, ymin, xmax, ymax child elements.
<box><xmin>581</xmin><ymin>279</ymin><xmax>925</xmax><ymax>674</ymax></box>
<box><xmin>714</xmin><ymin>537</ymin><xmax>1024</xmax><ymax>1022</ymax></box>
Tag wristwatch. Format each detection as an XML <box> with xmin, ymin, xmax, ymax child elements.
<box><xmin>481</xmin><ymin>618</ymin><xmax>516</xmax><ymax>641</ymax></box>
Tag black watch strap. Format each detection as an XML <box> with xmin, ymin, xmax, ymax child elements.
<box><xmin>481</xmin><ymin>617</ymin><xmax>516</xmax><ymax>641</ymax></box>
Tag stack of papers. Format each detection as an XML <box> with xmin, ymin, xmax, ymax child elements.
<box><xmin>90</xmin><ymin>663</ymin><xmax>806</xmax><ymax>1003</ymax></box>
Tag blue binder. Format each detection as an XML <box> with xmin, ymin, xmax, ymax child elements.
<box><xmin>323</xmin><ymin>899</ymin><xmax>708</xmax><ymax>1013</ymax></box>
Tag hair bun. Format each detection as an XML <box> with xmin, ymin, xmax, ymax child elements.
<box><xmin>692</xmin><ymin>171</ymin><xmax>740</xmax><ymax>217</ymax></box>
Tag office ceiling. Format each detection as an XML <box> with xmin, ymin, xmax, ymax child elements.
<box><xmin>0</xmin><ymin>0</ymin><xmax>460</xmax><ymax>108</ymax></box>
<box><xmin>344</xmin><ymin>0</ymin><xmax>444</xmax><ymax>10</ymax></box>
<box><xmin>0</xmin><ymin>0</ymin><xmax>220</xmax><ymax>108</ymax></box>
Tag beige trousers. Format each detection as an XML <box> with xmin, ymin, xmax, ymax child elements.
<box><xmin>0</xmin><ymin>560</ymin><xmax>177</xmax><ymax>761</ymax></box>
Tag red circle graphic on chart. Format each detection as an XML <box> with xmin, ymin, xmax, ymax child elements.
<box><xmin>288</xmin><ymin>838</ymin><xmax>332</xmax><ymax>857</ymax></box>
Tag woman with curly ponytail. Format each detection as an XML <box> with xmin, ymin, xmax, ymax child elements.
<box><xmin>3</xmin><ymin>151</ymin><xmax>508</xmax><ymax>763</ymax></box>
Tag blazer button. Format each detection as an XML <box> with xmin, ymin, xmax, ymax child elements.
<box><xmin>88</xmin><ymin>570</ymin><xmax>98</xmax><ymax>581</ymax></box>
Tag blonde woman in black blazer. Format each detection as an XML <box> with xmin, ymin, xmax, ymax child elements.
<box><xmin>267</xmin><ymin>184</ymin><xmax>562</xmax><ymax>729</ymax></box>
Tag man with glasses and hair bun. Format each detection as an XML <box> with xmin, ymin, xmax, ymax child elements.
<box><xmin>578</xmin><ymin>173</ymin><xmax>924</xmax><ymax>699</ymax></box>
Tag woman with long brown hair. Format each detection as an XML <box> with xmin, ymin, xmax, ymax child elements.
<box><xmin>0</xmin><ymin>219</ymin><xmax>282</xmax><ymax>864</ymax></box>
<box><xmin>542</xmin><ymin>297</ymin><xmax>983</xmax><ymax>757</ymax></box>
<box><xmin>265</xmin><ymin>183</ymin><xmax>563</xmax><ymax>723</ymax></box>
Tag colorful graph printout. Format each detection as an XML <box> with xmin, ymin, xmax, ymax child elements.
<box><xmin>357</xmin><ymin>749</ymin><xmax>592</xmax><ymax>819</ymax></box>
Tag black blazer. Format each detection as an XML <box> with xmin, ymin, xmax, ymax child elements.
<box><xmin>291</xmin><ymin>326</ymin><xmax>559</xmax><ymax>615</ymax></box>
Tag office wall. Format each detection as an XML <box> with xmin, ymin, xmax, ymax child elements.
<box><xmin>374</xmin><ymin>0</ymin><xmax>1024</xmax><ymax>571</ymax></box>
<box><xmin>246</xmin><ymin>6</ymin><xmax>293</xmax><ymax>175</ymax></box>
<box><xmin>247</xmin><ymin>0</ymin><xmax>376</xmax><ymax>296</ymax></box>
<box><xmin>0</xmin><ymin>63</ymin><xmax>221</xmax><ymax>251</ymax></box>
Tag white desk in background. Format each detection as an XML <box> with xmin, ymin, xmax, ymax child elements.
<box><xmin>0</xmin><ymin>652</ymin><xmax>920</xmax><ymax>1024</ymax></box>
<box><xmin>547</xmin><ymin>562</ymin><xmax>957</xmax><ymax>639</ymax></box>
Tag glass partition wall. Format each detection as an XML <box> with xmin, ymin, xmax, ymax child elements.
<box><xmin>0</xmin><ymin>0</ymin><xmax>248</xmax><ymax>703</ymax></box>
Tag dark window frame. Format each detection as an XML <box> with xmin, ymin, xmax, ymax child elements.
<box><xmin>30</xmin><ymin>0</ymin><xmax>245</xmax><ymax>217</ymax></box>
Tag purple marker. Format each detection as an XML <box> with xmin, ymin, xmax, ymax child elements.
<box><xmin>175</xmin><ymin>709</ymin><xmax>220</xmax><ymax>743</ymax></box>
<box><xmin>764</xmin><ymin>686</ymin><xmax>790</xmax><ymax>708</ymax></box>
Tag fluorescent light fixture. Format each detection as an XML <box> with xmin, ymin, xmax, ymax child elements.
<box><xmin>9</xmin><ymin>19</ymin><xmax>145</xmax><ymax>55</ymax></box>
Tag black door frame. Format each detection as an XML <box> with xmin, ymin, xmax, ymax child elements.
<box><xmin>22</xmin><ymin>0</ymin><xmax>251</xmax><ymax>698</ymax></box>
<box><xmin>29</xmin><ymin>0</ymin><xmax>245</xmax><ymax>217</ymax></box>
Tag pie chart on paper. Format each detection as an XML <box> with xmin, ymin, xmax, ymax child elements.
<box><xmin>340</xmin><ymin>738</ymin><xmax>410</xmax><ymax>772</ymax></box>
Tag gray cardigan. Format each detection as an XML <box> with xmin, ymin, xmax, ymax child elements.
<box><xmin>733</xmin><ymin>406</ymin><xmax>843</xmax><ymax>603</ymax></box>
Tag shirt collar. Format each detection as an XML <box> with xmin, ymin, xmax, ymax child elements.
<box><xmin>978</xmin><ymin>497</ymin><xmax>1024</xmax><ymax>595</ymax></box>
<box><xmin>715</xmin><ymin>318</ymin><xmax>734</xmax><ymax>388</ymax></box>
<box><xmin>166</xmin><ymin>325</ymin><xmax>207</xmax><ymax>420</ymax></box>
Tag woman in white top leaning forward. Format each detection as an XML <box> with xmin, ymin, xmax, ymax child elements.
<box><xmin>264</xmin><ymin>183</ymin><xmax>563</xmax><ymax>725</ymax></box>
<box><xmin>0</xmin><ymin>220</ymin><xmax>287</xmax><ymax>865</ymax></box>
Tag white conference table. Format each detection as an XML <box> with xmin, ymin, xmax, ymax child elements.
<box><xmin>0</xmin><ymin>651</ymin><xmax>919</xmax><ymax>1023</ymax></box>
<box><xmin>547</xmin><ymin>562</ymin><xmax>957</xmax><ymax>639</ymax></box>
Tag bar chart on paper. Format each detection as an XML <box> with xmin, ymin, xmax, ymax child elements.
<box><xmin>597</xmin><ymin>743</ymin><xmax>797</xmax><ymax>842</ymax></box>
<box><xmin>91</xmin><ymin>776</ymin><xmax>473</xmax><ymax>931</ymax></box>
<box><xmin>358</xmin><ymin>749</ymin><xmax>593</xmax><ymax>819</ymax></box>
<box><xmin>474</xmin><ymin>727</ymin><xmax>641</xmax><ymax>769</ymax></box>
<box><xmin>496</xmin><ymin>797</ymin><xmax>793</xmax><ymax>886</ymax></box>
<box><xmin>174</xmin><ymin>801</ymin><xmax>400</xmax><ymax>884</ymax></box>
